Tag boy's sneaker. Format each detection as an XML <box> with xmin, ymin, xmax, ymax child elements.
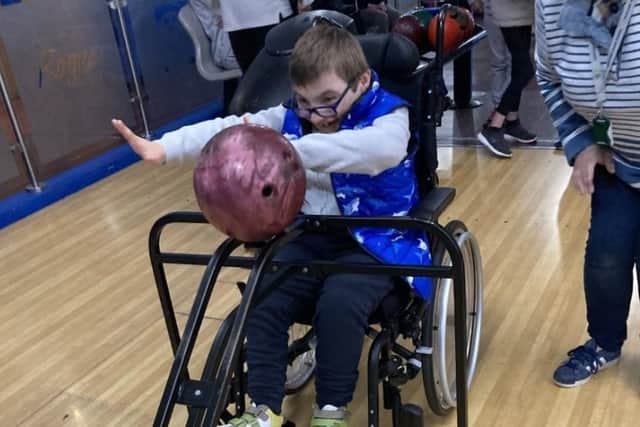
<box><xmin>477</xmin><ymin>127</ymin><xmax>512</xmax><ymax>158</ymax></box>
<box><xmin>504</xmin><ymin>119</ymin><xmax>537</xmax><ymax>144</ymax></box>
<box><xmin>222</xmin><ymin>404</ymin><xmax>284</xmax><ymax>427</ymax></box>
<box><xmin>553</xmin><ymin>338</ymin><xmax>621</xmax><ymax>388</ymax></box>
<box><xmin>311</xmin><ymin>404</ymin><xmax>349</xmax><ymax>427</ymax></box>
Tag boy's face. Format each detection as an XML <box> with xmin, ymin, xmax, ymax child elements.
<box><xmin>292</xmin><ymin>70</ymin><xmax>371</xmax><ymax>133</ymax></box>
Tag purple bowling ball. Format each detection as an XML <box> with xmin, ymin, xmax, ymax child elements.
<box><xmin>193</xmin><ymin>124</ymin><xmax>306</xmax><ymax>242</ymax></box>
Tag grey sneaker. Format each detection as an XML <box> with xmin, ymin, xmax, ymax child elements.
<box><xmin>477</xmin><ymin>126</ymin><xmax>512</xmax><ymax>158</ymax></box>
<box><xmin>504</xmin><ymin>119</ymin><xmax>537</xmax><ymax>144</ymax></box>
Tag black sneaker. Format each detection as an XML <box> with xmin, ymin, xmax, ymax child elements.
<box><xmin>477</xmin><ymin>126</ymin><xmax>512</xmax><ymax>158</ymax></box>
<box><xmin>504</xmin><ymin>119</ymin><xmax>537</xmax><ymax>144</ymax></box>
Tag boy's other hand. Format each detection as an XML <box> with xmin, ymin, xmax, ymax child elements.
<box><xmin>112</xmin><ymin>119</ymin><xmax>166</xmax><ymax>165</ymax></box>
<box><xmin>571</xmin><ymin>144</ymin><xmax>615</xmax><ymax>195</ymax></box>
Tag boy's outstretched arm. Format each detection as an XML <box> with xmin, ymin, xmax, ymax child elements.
<box><xmin>112</xmin><ymin>119</ymin><xmax>166</xmax><ymax>165</ymax></box>
<box><xmin>112</xmin><ymin>105</ymin><xmax>287</xmax><ymax>165</ymax></box>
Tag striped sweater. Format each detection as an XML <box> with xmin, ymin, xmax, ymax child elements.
<box><xmin>535</xmin><ymin>0</ymin><xmax>640</xmax><ymax>188</ymax></box>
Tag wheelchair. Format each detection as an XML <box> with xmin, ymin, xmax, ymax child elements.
<box><xmin>149</xmin><ymin>9</ymin><xmax>485</xmax><ymax>427</ymax></box>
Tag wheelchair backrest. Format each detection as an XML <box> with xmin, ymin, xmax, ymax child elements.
<box><xmin>228</xmin><ymin>10</ymin><xmax>434</xmax><ymax>194</ymax></box>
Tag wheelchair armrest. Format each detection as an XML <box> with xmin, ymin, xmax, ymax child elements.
<box><xmin>410</xmin><ymin>186</ymin><xmax>456</xmax><ymax>222</ymax></box>
<box><xmin>178</xmin><ymin>4</ymin><xmax>242</xmax><ymax>82</ymax></box>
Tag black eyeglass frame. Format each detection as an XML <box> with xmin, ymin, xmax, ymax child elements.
<box><xmin>284</xmin><ymin>79</ymin><xmax>357</xmax><ymax>119</ymax></box>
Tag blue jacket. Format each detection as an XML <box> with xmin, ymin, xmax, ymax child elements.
<box><xmin>281</xmin><ymin>71</ymin><xmax>434</xmax><ymax>300</ymax></box>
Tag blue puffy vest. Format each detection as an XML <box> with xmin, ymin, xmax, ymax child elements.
<box><xmin>281</xmin><ymin>71</ymin><xmax>433</xmax><ymax>300</ymax></box>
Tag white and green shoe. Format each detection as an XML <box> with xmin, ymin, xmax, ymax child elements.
<box><xmin>310</xmin><ymin>405</ymin><xmax>349</xmax><ymax>427</ymax></box>
<box><xmin>222</xmin><ymin>404</ymin><xmax>284</xmax><ymax>427</ymax></box>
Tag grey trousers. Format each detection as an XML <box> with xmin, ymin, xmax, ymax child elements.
<box><xmin>484</xmin><ymin>2</ymin><xmax>511</xmax><ymax>107</ymax></box>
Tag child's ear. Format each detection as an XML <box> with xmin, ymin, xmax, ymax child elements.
<box><xmin>357</xmin><ymin>69</ymin><xmax>371</xmax><ymax>93</ymax></box>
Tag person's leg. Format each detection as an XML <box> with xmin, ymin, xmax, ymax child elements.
<box><xmin>584</xmin><ymin>170</ymin><xmax>640</xmax><ymax>351</ymax></box>
<box><xmin>228</xmin><ymin>24</ymin><xmax>275</xmax><ymax>73</ymax></box>
<box><xmin>499</xmin><ymin>25</ymin><xmax>536</xmax><ymax>143</ymax></box>
<box><xmin>312</xmin><ymin>251</ymin><xmax>395</xmax><ymax>410</ymax></box>
<box><xmin>246</xmin><ymin>231</ymin><xmax>363</xmax><ymax>414</ymax></box>
<box><xmin>245</xmin><ymin>235</ymin><xmax>323</xmax><ymax>415</ymax></box>
<box><xmin>484</xmin><ymin>1</ymin><xmax>511</xmax><ymax>111</ymax></box>
<box><xmin>222</xmin><ymin>78</ymin><xmax>239</xmax><ymax>114</ymax></box>
<box><xmin>553</xmin><ymin>168</ymin><xmax>640</xmax><ymax>387</ymax></box>
<box><xmin>496</xmin><ymin>25</ymin><xmax>533</xmax><ymax>117</ymax></box>
<box><xmin>478</xmin><ymin>24</ymin><xmax>534</xmax><ymax>156</ymax></box>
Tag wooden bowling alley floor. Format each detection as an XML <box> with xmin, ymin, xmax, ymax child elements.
<box><xmin>1</xmin><ymin>146</ymin><xmax>639</xmax><ymax>427</ymax></box>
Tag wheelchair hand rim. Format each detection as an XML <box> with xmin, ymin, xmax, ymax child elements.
<box><xmin>432</xmin><ymin>230</ymin><xmax>483</xmax><ymax>408</ymax></box>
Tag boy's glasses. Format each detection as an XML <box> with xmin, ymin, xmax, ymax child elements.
<box><xmin>285</xmin><ymin>80</ymin><xmax>355</xmax><ymax>119</ymax></box>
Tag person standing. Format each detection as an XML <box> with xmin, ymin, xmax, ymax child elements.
<box><xmin>474</xmin><ymin>0</ymin><xmax>512</xmax><ymax>126</ymax></box>
<box><xmin>477</xmin><ymin>0</ymin><xmax>537</xmax><ymax>158</ymax></box>
<box><xmin>536</xmin><ymin>0</ymin><xmax>640</xmax><ymax>387</ymax></box>
<box><xmin>220</xmin><ymin>0</ymin><xmax>294</xmax><ymax>72</ymax></box>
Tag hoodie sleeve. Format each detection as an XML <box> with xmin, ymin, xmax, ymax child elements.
<box><xmin>158</xmin><ymin>105</ymin><xmax>287</xmax><ymax>164</ymax></box>
<box><xmin>535</xmin><ymin>0</ymin><xmax>593</xmax><ymax>165</ymax></box>
<box><xmin>290</xmin><ymin>107</ymin><xmax>410</xmax><ymax>175</ymax></box>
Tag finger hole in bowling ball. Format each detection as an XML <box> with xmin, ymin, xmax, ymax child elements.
<box><xmin>262</xmin><ymin>185</ymin><xmax>274</xmax><ymax>198</ymax></box>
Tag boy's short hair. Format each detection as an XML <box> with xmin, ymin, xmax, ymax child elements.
<box><xmin>289</xmin><ymin>23</ymin><xmax>369</xmax><ymax>87</ymax></box>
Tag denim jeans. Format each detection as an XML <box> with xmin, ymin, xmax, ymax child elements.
<box><xmin>585</xmin><ymin>168</ymin><xmax>640</xmax><ymax>352</ymax></box>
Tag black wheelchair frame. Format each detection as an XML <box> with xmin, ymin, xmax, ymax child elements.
<box><xmin>148</xmin><ymin>6</ymin><xmax>486</xmax><ymax>427</ymax></box>
<box><xmin>150</xmin><ymin>214</ymin><xmax>467</xmax><ymax>427</ymax></box>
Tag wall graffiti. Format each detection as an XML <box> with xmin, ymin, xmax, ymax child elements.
<box><xmin>40</xmin><ymin>48</ymin><xmax>98</xmax><ymax>87</ymax></box>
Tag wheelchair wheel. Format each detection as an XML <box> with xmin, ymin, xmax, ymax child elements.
<box><xmin>201</xmin><ymin>309</ymin><xmax>315</xmax><ymax>402</ymax></box>
<box><xmin>285</xmin><ymin>324</ymin><xmax>316</xmax><ymax>394</ymax></box>
<box><xmin>422</xmin><ymin>220</ymin><xmax>483</xmax><ymax>415</ymax></box>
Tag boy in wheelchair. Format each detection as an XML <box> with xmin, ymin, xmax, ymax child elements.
<box><xmin>112</xmin><ymin>23</ymin><xmax>433</xmax><ymax>427</ymax></box>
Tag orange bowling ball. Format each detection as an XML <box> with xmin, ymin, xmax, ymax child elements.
<box><xmin>427</xmin><ymin>6</ymin><xmax>474</xmax><ymax>55</ymax></box>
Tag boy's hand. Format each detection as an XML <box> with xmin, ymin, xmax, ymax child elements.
<box><xmin>112</xmin><ymin>119</ymin><xmax>166</xmax><ymax>165</ymax></box>
<box><xmin>571</xmin><ymin>144</ymin><xmax>615</xmax><ymax>195</ymax></box>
